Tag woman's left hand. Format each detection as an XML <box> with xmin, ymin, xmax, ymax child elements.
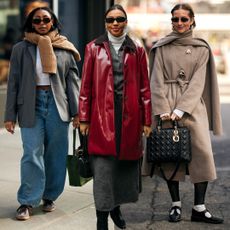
<box><xmin>171</xmin><ymin>112</ymin><xmax>181</xmax><ymax>121</ymax></box>
<box><xmin>72</xmin><ymin>115</ymin><xmax>80</xmax><ymax>128</ymax></box>
<box><xmin>143</xmin><ymin>126</ymin><xmax>152</xmax><ymax>137</ymax></box>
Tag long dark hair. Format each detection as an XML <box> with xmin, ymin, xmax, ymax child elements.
<box><xmin>171</xmin><ymin>3</ymin><xmax>196</xmax><ymax>28</ymax></box>
<box><xmin>104</xmin><ymin>4</ymin><xmax>127</xmax><ymax>19</ymax></box>
<box><xmin>22</xmin><ymin>7</ymin><xmax>62</xmax><ymax>32</ymax></box>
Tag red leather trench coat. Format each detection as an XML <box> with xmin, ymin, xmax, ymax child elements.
<box><xmin>79</xmin><ymin>34</ymin><xmax>151</xmax><ymax>160</ymax></box>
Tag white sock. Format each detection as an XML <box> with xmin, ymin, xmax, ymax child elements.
<box><xmin>172</xmin><ymin>201</ymin><xmax>181</xmax><ymax>208</ymax></box>
<box><xmin>170</xmin><ymin>201</ymin><xmax>181</xmax><ymax>215</ymax></box>
<box><xmin>193</xmin><ymin>204</ymin><xmax>205</xmax><ymax>212</ymax></box>
<box><xmin>194</xmin><ymin>204</ymin><xmax>211</xmax><ymax>218</ymax></box>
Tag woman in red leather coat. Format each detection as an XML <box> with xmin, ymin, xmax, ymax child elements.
<box><xmin>79</xmin><ymin>4</ymin><xmax>151</xmax><ymax>230</ymax></box>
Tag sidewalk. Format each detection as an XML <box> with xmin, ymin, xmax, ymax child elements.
<box><xmin>1</xmin><ymin>126</ymin><xmax>229</xmax><ymax>230</ymax></box>
<box><xmin>0</xmin><ymin>127</ymin><xmax>114</xmax><ymax>230</ymax></box>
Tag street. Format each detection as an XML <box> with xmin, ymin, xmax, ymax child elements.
<box><xmin>122</xmin><ymin>104</ymin><xmax>230</xmax><ymax>230</ymax></box>
<box><xmin>0</xmin><ymin>75</ymin><xmax>229</xmax><ymax>229</ymax></box>
<box><xmin>122</xmin><ymin>76</ymin><xmax>230</xmax><ymax>230</ymax></box>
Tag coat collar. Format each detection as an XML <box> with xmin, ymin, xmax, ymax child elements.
<box><xmin>95</xmin><ymin>33</ymin><xmax>136</xmax><ymax>52</ymax></box>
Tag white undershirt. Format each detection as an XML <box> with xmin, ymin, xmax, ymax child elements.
<box><xmin>36</xmin><ymin>47</ymin><xmax>50</xmax><ymax>86</ymax></box>
<box><xmin>107</xmin><ymin>31</ymin><xmax>126</xmax><ymax>54</ymax></box>
<box><xmin>173</xmin><ymin>109</ymin><xmax>184</xmax><ymax>118</ymax></box>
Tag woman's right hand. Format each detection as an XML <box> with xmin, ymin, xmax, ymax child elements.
<box><xmin>4</xmin><ymin>121</ymin><xmax>15</xmax><ymax>134</ymax></box>
<box><xmin>160</xmin><ymin>113</ymin><xmax>171</xmax><ymax>121</ymax></box>
<box><xmin>80</xmin><ymin>122</ymin><xmax>90</xmax><ymax>136</ymax></box>
<box><xmin>143</xmin><ymin>125</ymin><xmax>152</xmax><ymax>137</ymax></box>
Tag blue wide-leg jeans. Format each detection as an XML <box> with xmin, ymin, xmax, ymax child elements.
<box><xmin>18</xmin><ymin>89</ymin><xmax>69</xmax><ymax>207</ymax></box>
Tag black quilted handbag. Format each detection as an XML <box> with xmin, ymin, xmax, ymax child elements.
<box><xmin>147</xmin><ymin>119</ymin><xmax>191</xmax><ymax>181</ymax></box>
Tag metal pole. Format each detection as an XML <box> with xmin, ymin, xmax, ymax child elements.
<box><xmin>53</xmin><ymin>0</ymin><xmax>59</xmax><ymax>17</ymax></box>
<box><xmin>106</xmin><ymin>0</ymin><xmax>114</xmax><ymax>10</ymax></box>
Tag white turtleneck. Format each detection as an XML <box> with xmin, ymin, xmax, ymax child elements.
<box><xmin>107</xmin><ymin>31</ymin><xmax>127</xmax><ymax>54</ymax></box>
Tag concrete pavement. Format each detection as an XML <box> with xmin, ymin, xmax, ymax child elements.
<box><xmin>0</xmin><ymin>127</ymin><xmax>109</xmax><ymax>230</ymax></box>
<box><xmin>0</xmin><ymin>75</ymin><xmax>230</xmax><ymax>229</ymax></box>
<box><xmin>1</xmin><ymin>125</ymin><xmax>229</xmax><ymax>230</ymax></box>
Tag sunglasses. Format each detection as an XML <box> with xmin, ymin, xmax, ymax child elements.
<box><xmin>105</xmin><ymin>17</ymin><xmax>127</xmax><ymax>23</ymax></box>
<box><xmin>32</xmin><ymin>18</ymin><xmax>52</xmax><ymax>25</ymax></box>
<box><xmin>171</xmin><ymin>17</ymin><xmax>190</xmax><ymax>23</ymax></box>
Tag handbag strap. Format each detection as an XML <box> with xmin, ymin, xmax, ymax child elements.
<box><xmin>73</xmin><ymin>128</ymin><xmax>77</xmax><ymax>156</ymax></box>
<box><xmin>159</xmin><ymin>162</ymin><xmax>181</xmax><ymax>181</ymax></box>
<box><xmin>150</xmin><ymin>162</ymin><xmax>181</xmax><ymax>181</ymax></box>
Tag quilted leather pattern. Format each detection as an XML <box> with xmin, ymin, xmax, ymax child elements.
<box><xmin>147</xmin><ymin>125</ymin><xmax>191</xmax><ymax>164</ymax></box>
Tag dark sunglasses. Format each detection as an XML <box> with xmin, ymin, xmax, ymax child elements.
<box><xmin>171</xmin><ymin>17</ymin><xmax>189</xmax><ymax>23</ymax></box>
<box><xmin>32</xmin><ymin>18</ymin><xmax>52</xmax><ymax>25</ymax></box>
<box><xmin>105</xmin><ymin>17</ymin><xmax>127</xmax><ymax>23</ymax></box>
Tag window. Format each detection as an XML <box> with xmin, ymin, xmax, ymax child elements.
<box><xmin>0</xmin><ymin>0</ymin><xmax>20</xmax><ymax>85</ymax></box>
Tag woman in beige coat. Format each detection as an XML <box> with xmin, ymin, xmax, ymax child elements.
<box><xmin>144</xmin><ymin>3</ymin><xmax>223</xmax><ymax>224</ymax></box>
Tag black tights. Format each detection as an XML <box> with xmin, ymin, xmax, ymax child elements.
<box><xmin>167</xmin><ymin>181</ymin><xmax>208</xmax><ymax>205</ymax></box>
<box><xmin>194</xmin><ymin>181</ymin><xmax>208</xmax><ymax>205</ymax></box>
<box><xmin>167</xmin><ymin>181</ymin><xmax>180</xmax><ymax>202</ymax></box>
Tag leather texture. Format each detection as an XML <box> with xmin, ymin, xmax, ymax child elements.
<box><xmin>147</xmin><ymin>120</ymin><xmax>191</xmax><ymax>164</ymax></box>
<box><xmin>73</xmin><ymin>129</ymin><xmax>93</xmax><ymax>179</ymax></box>
<box><xmin>67</xmin><ymin>129</ymin><xmax>92</xmax><ymax>186</ymax></box>
<box><xmin>79</xmin><ymin>34</ymin><xmax>151</xmax><ymax>160</ymax></box>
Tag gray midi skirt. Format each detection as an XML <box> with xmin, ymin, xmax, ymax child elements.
<box><xmin>90</xmin><ymin>155</ymin><xmax>140</xmax><ymax>211</ymax></box>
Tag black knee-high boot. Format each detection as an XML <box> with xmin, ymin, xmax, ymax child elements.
<box><xmin>96</xmin><ymin>210</ymin><xmax>109</xmax><ymax>230</ymax></box>
<box><xmin>110</xmin><ymin>206</ymin><xmax>126</xmax><ymax>229</ymax></box>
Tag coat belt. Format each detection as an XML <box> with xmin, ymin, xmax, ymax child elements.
<box><xmin>164</xmin><ymin>78</ymin><xmax>189</xmax><ymax>88</ymax></box>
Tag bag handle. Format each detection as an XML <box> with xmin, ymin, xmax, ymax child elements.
<box><xmin>73</xmin><ymin>128</ymin><xmax>89</xmax><ymax>157</ymax></box>
<box><xmin>157</xmin><ymin>119</ymin><xmax>178</xmax><ymax>129</ymax></box>
<box><xmin>157</xmin><ymin>119</ymin><xmax>180</xmax><ymax>143</ymax></box>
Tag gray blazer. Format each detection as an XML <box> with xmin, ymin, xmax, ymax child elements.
<box><xmin>4</xmin><ymin>40</ymin><xmax>80</xmax><ymax>127</ymax></box>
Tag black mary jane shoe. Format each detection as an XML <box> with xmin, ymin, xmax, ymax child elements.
<box><xmin>191</xmin><ymin>208</ymin><xmax>224</xmax><ymax>224</ymax></box>
<box><xmin>110</xmin><ymin>206</ymin><xmax>126</xmax><ymax>229</ymax></box>
<box><xmin>168</xmin><ymin>206</ymin><xmax>182</xmax><ymax>222</ymax></box>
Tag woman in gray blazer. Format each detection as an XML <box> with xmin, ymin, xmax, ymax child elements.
<box><xmin>4</xmin><ymin>7</ymin><xmax>80</xmax><ymax>220</ymax></box>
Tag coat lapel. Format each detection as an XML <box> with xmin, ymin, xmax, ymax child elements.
<box><xmin>27</xmin><ymin>43</ymin><xmax>36</xmax><ymax>67</ymax></box>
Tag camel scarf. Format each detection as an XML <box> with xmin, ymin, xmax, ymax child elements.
<box><xmin>149</xmin><ymin>30</ymin><xmax>222</xmax><ymax>135</ymax></box>
<box><xmin>24</xmin><ymin>30</ymin><xmax>81</xmax><ymax>74</ymax></box>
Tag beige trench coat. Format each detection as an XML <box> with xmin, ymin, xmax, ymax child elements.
<box><xmin>142</xmin><ymin>38</ymin><xmax>222</xmax><ymax>183</ymax></box>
